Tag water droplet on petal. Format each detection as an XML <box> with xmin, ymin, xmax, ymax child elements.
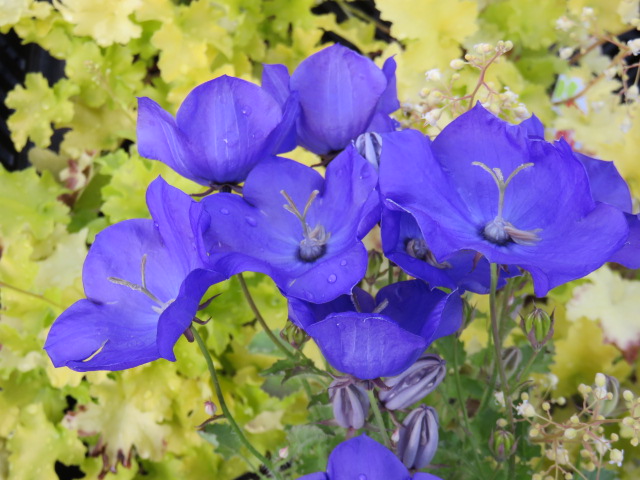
<box><xmin>327</xmin><ymin>274</ymin><xmax>337</xmax><ymax>284</ymax></box>
<box><xmin>340</xmin><ymin>260</ymin><xmax>347</xmax><ymax>266</ymax></box>
<box><xmin>220</xmin><ymin>208</ymin><xmax>230</xmax><ymax>215</ymax></box>
<box><xmin>245</xmin><ymin>216</ymin><xmax>257</xmax><ymax>226</ymax></box>
<box><xmin>358</xmin><ymin>475</ymin><xmax>367</xmax><ymax>480</ymax></box>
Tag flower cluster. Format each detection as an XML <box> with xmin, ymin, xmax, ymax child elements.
<box><xmin>44</xmin><ymin>42</ymin><xmax>638</xmax><ymax>478</ymax></box>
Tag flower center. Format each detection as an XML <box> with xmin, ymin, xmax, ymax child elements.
<box><xmin>281</xmin><ymin>189</ymin><xmax>331</xmax><ymax>262</ymax></box>
<box><xmin>355</xmin><ymin>132</ymin><xmax>382</xmax><ymax>168</ymax></box>
<box><xmin>406</xmin><ymin>238</ymin><xmax>452</xmax><ymax>269</ymax></box>
<box><xmin>472</xmin><ymin>161</ymin><xmax>541</xmax><ymax>246</ymax></box>
<box><xmin>108</xmin><ymin>255</ymin><xmax>175</xmax><ymax>314</ymax></box>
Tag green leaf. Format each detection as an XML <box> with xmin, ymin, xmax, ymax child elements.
<box><xmin>198</xmin><ymin>423</ymin><xmax>242</xmax><ymax>461</ymax></box>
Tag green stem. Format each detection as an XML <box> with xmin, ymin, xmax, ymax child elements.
<box><xmin>0</xmin><ymin>280</ymin><xmax>65</xmax><ymax>309</ymax></box>
<box><xmin>237</xmin><ymin>273</ymin><xmax>295</xmax><ymax>360</ymax></box>
<box><xmin>367</xmin><ymin>389</ymin><xmax>391</xmax><ymax>447</ymax></box>
<box><xmin>191</xmin><ymin>326</ymin><xmax>282</xmax><ymax>480</ymax></box>
<box><xmin>489</xmin><ymin>263</ymin><xmax>515</xmax><ymax>477</ymax></box>
<box><xmin>515</xmin><ymin>348</ymin><xmax>541</xmax><ymax>385</ymax></box>
<box><xmin>452</xmin><ymin>337</ymin><xmax>483</xmax><ymax>472</ymax></box>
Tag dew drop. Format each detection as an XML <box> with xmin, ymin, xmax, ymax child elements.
<box><xmin>358</xmin><ymin>475</ymin><xmax>367</xmax><ymax>480</ymax></box>
<box><xmin>327</xmin><ymin>274</ymin><xmax>337</xmax><ymax>284</ymax></box>
<box><xmin>340</xmin><ymin>260</ymin><xmax>347</xmax><ymax>266</ymax></box>
<box><xmin>222</xmin><ymin>138</ymin><xmax>229</xmax><ymax>144</ymax></box>
<box><xmin>245</xmin><ymin>216</ymin><xmax>257</xmax><ymax>226</ymax></box>
<box><xmin>220</xmin><ymin>208</ymin><xmax>230</xmax><ymax>215</ymax></box>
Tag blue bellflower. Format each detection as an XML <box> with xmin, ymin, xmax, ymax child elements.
<box><xmin>298</xmin><ymin>434</ymin><xmax>443</xmax><ymax>480</ymax></box>
<box><xmin>137</xmin><ymin>75</ymin><xmax>298</xmax><ymax>186</ymax></box>
<box><xmin>523</xmin><ymin>116</ymin><xmax>640</xmax><ymax>269</ymax></box>
<box><xmin>262</xmin><ymin>43</ymin><xmax>399</xmax><ymax>155</ymax></box>
<box><xmin>45</xmin><ymin>178</ymin><xmax>223</xmax><ymax>371</ymax></box>
<box><xmin>288</xmin><ymin>281</ymin><xmax>462</xmax><ymax>380</ymax></box>
<box><xmin>194</xmin><ymin>145</ymin><xmax>379</xmax><ymax>303</ymax></box>
<box><xmin>379</xmin><ymin>106</ymin><xmax>629</xmax><ymax>297</ymax></box>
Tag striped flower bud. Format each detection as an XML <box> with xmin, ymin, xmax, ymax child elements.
<box><xmin>490</xmin><ymin>428</ymin><xmax>515</xmax><ymax>461</ymax></box>
<box><xmin>328</xmin><ymin>377</ymin><xmax>370</xmax><ymax>429</ymax></box>
<box><xmin>280</xmin><ymin>320</ymin><xmax>309</xmax><ymax>349</ymax></box>
<box><xmin>521</xmin><ymin>307</ymin><xmax>554</xmax><ymax>351</ymax></box>
<box><xmin>379</xmin><ymin>354</ymin><xmax>446</xmax><ymax>410</ymax></box>
<box><xmin>396</xmin><ymin>405</ymin><xmax>439</xmax><ymax>469</ymax></box>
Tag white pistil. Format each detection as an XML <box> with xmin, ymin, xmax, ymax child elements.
<box><xmin>108</xmin><ymin>255</ymin><xmax>174</xmax><ymax>312</ymax></box>
<box><xmin>472</xmin><ymin>161</ymin><xmax>541</xmax><ymax>246</ymax></box>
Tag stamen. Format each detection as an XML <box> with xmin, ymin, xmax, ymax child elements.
<box><xmin>406</xmin><ymin>238</ymin><xmax>452</xmax><ymax>269</ymax></box>
<box><xmin>107</xmin><ymin>255</ymin><xmax>173</xmax><ymax>309</ymax></box>
<box><xmin>81</xmin><ymin>339</ymin><xmax>108</xmax><ymax>362</ymax></box>
<box><xmin>280</xmin><ymin>189</ymin><xmax>331</xmax><ymax>262</ymax></box>
<box><xmin>372</xmin><ymin>298</ymin><xmax>389</xmax><ymax>314</ymax></box>
<box><xmin>472</xmin><ymin>161</ymin><xmax>541</xmax><ymax>246</ymax></box>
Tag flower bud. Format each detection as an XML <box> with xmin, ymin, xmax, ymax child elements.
<box><xmin>490</xmin><ymin>428</ymin><xmax>515</xmax><ymax>461</ymax></box>
<box><xmin>521</xmin><ymin>307</ymin><xmax>554</xmax><ymax>350</ymax></box>
<box><xmin>396</xmin><ymin>405</ymin><xmax>439</xmax><ymax>470</ymax></box>
<box><xmin>379</xmin><ymin>354</ymin><xmax>446</xmax><ymax>410</ymax></box>
<box><xmin>588</xmin><ymin>374</ymin><xmax>620</xmax><ymax>417</ymax></box>
<box><xmin>328</xmin><ymin>378</ymin><xmax>370</xmax><ymax>429</ymax></box>
<box><xmin>354</xmin><ymin>132</ymin><xmax>383</xmax><ymax>169</ymax></box>
<box><xmin>280</xmin><ymin>320</ymin><xmax>309</xmax><ymax>349</ymax></box>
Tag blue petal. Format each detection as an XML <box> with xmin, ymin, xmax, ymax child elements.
<box><xmin>137</xmin><ymin>97</ymin><xmax>207</xmax><ymax>185</ymax></box>
<box><xmin>326</xmin><ymin>435</ymin><xmax>411</xmax><ymax>480</ymax></box>
<box><xmin>376</xmin><ymin>56</ymin><xmax>400</xmax><ymax>115</ymax></box>
<box><xmin>288</xmin><ymin>287</ymin><xmax>375</xmax><ymax>330</ymax></box>
<box><xmin>291</xmin><ymin>44</ymin><xmax>387</xmax><ymax>154</ymax></box>
<box><xmin>610</xmin><ymin>213</ymin><xmax>640</xmax><ymax>269</ymax></box>
<box><xmin>44</xmin><ymin>298</ymin><xmax>161</xmax><ymax>372</ymax></box>
<box><xmin>176</xmin><ymin>76</ymin><xmax>283</xmax><ymax>184</ymax></box>
<box><xmin>520</xmin><ymin>114</ymin><xmax>545</xmax><ymax>138</ymax></box>
<box><xmin>575</xmin><ymin>153</ymin><xmax>633</xmax><ymax>212</ymax></box>
<box><xmin>261</xmin><ymin>64</ymin><xmax>291</xmax><ymax>106</ymax></box>
<box><xmin>307</xmin><ymin>312</ymin><xmax>427</xmax><ymax>379</ymax></box>
<box><xmin>413</xmin><ymin>474</ymin><xmax>444</xmax><ymax>480</ymax></box>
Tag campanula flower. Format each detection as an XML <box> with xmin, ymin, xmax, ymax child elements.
<box><xmin>262</xmin><ymin>43</ymin><xmax>399</xmax><ymax>155</ymax></box>
<box><xmin>194</xmin><ymin>145</ymin><xmax>379</xmax><ymax>303</ymax></box>
<box><xmin>379</xmin><ymin>106</ymin><xmax>629</xmax><ymax>296</ymax></box>
<box><xmin>523</xmin><ymin>115</ymin><xmax>639</xmax><ymax>269</ymax></box>
<box><xmin>137</xmin><ymin>75</ymin><xmax>298</xmax><ymax>186</ymax></box>
<box><xmin>45</xmin><ymin>177</ymin><xmax>223</xmax><ymax>371</ymax></box>
<box><xmin>298</xmin><ymin>434</ymin><xmax>443</xmax><ymax>480</ymax></box>
<box><xmin>288</xmin><ymin>281</ymin><xmax>462</xmax><ymax>380</ymax></box>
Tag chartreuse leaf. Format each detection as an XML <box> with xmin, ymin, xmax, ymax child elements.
<box><xmin>0</xmin><ymin>167</ymin><xmax>69</xmax><ymax>241</ymax></box>
<box><xmin>53</xmin><ymin>0</ymin><xmax>143</xmax><ymax>47</ymax></box>
<box><xmin>5</xmin><ymin>74</ymin><xmax>78</xmax><ymax>151</ymax></box>
<box><xmin>7</xmin><ymin>402</ymin><xmax>84</xmax><ymax>480</ymax></box>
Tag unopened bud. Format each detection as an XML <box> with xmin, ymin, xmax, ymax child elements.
<box><xmin>423</xmin><ymin>108</ymin><xmax>442</xmax><ymax>127</ymax></box>
<box><xmin>450</xmin><ymin>58</ymin><xmax>466</xmax><ymax>70</ymax></box>
<box><xmin>379</xmin><ymin>354</ymin><xmax>446</xmax><ymax>410</ymax></box>
<box><xmin>204</xmin><ymin>401</ymin><xmax>217</xmax><ymax>417</ymax></box>
<box><xmin>355</xmin><ymin>132</ymin><xmax>383</xmax><ymax>169</ymax></box>
<box><xmin>425</xmin><ymin>68</ymin><xmax>442</xmax><ymax>82</ymax></box>
<box><xmin>328</xmin><ymin>378</ymin><xmax>370</xmax><ymax>429</ymax></box>
<box><xmin>521</xmin><ymin>308</ymin><xmax>554</xmax><ymax>350</ymax></box>
<box><xmin>490</xmin><ymin>428</ymin><xmax>515</xmax><ymax>461</ymax></box>
<box><xmin>396</xmin><ymin>405</ymin><xmax>439</xmax><ymax>470</ymax></box>
<box><xmin>588</xmin><ymin>374</ymin><xmax>620</xmax><ymax>417</ymax></box>
<box><xmin>280</xmin><ymin>320</ymin><xmax>309</xmax><ymax>349</ymax></box>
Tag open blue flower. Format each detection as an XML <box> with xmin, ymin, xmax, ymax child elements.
<box><xmin>298</xmin><ymin>434</ymin><xmax>443</xmax><ymax>480</ymax></box>
<box><xmin>262</xmin><ymin>43</ymin><xmax>399</xmax><ymax>155</ymax></box>
<box><xmin>44</xmin><ymin>177</ymin><xmax>223</xmax><ymax>371</ymax></box>
<box><xmin>288</xmin><ymin>281</ymin><xmax>462</xmax><ymax>380</ymax></box>
<box><xmin>523</xmin><ymin>115</ymin><xmax>640</xmax><ymax>269</ymax></box>
<box><xmin>379</xmin><ymin>106</ymin><xmax>629</xmax><ymax>297</ymax></box>
<box><xmin>137</xmin><ymin>75</ymin><xmax>298</xmax><ymax>186</ymax></box>
<box><xmin>194</xmin><ymin>145</ymin><xmax>379</xmax><ymax>303</ymax></box>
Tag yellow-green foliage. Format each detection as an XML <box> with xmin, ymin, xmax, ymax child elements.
<box><xmin>1</xmin><ymin>0</ymin><xmax>640</xmax><ymax>479</ymax></box>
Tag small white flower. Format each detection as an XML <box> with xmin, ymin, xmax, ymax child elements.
<box><xmin>556</xmin><ymin>16</ymin><xmax>575</xmax><ymax>31</ymax></box>
<box><xmin>628</xmin><ymin>38</ymin><xmax>640</xmax><ymax>55</ymax></box>
<box><xmin>494</xmin><ymin>391</ymin><xmax>506</xmax><ymax>407</ymax></box>
<box><xmin>425</xmin><ymin>68</ymin><xmax>442</xmax><ymax>82</ymax></box>
<box><xmin>559</xmin><ymin>47</ymin><xmax>574</xmax><ymax>60</ymax></box>
<box><xmin>516</xmin><ymin>399</ymin><xmax>536</xmax><ymax>417</ymax></box>
<box><xmin>609</xmin><ymin>448</ymin><xmax>624</xmax><ymax>467</ymax></box>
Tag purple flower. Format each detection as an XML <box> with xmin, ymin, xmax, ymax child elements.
<box><xmin>379</xmin><ymin>106</ymin><xmax>629</xmax><ymax>297</ymax></box>
<box><xmin>137</xmin><ymin>75</ymin><xmax>298</xmax><ymax>186</ymax></box>
<box><xmin>44</xmin><ymin>178</ymin><xmax>223</xmax><ymax>371</ymax></box>
<box><xmin>381</xmin><ymin>207</ymin><xmax>518</xmax><ymax>294</ymax></box>
<box><xmin>194</xmin><ymin>145</ymin><xmax>379</xmax><ymax>303</ymax></box>
<box><xmin>298</xmin><ymin>434</ymin><xmax>443</xmax><ymax>480</ymax></box>
<box><xmin>523</xmin><ymin>115</ymin><xmax>640</xmax><ymax>269</ymax></box>
<box><xmin>262</xmin><ymin>43</ymin><xmax>399</xmax><ymax>155</ymax></box>
<box><xmin>288</xmin><ymin>281</ymin><xmax>462</xmax><ymax>380</ymax></box>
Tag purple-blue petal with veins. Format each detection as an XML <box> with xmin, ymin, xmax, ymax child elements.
<box><xmin>291</xmin><ymin>44</ymin><xmax>387</xmax><ymax>154</ymax></box>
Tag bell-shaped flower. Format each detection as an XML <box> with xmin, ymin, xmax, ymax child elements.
<box><xmin>381</xmin><ymin>207</ymin><xmax>519</xmax><ymax>294</ymax></box>
<box><xmin>288</xmin><ymin>281</ymin><xmax>462</xmax><ymax>380</ymax></box>
<box><xmin>44</xmin><ymin>177</ymin><xmax>224</xmax><ymax>371</ymax></box>
<box><xmin>298</xmin><ymin>434</ymin><xmax>443</xmax><ymax>480</ymax></box>
<box><xmin>523</xmin><ymin>115</ymin><xmax>639</xmax><ymax>269</ymax></box>
<box><xmin>194</xmin><ymin>145</ymin><xmax>379</xmax><ymax>303</ymax></box>
<box><xmin>379</xmin><ymin>106</ymin><xmax>629</xmax><ymax>297</ymax></box>
<box><xmin>137</xmin><ymin>75</ymin><xmax>298</xmax><ymax>186</ymax></box>
<box><xmin>262</xmin><ymin>43</ymin><xmax>399</xmax><ymax>155</ymax></box>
